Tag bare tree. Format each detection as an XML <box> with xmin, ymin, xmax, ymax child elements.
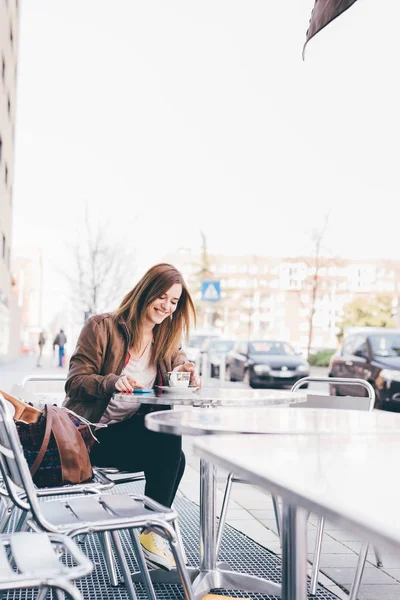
<box><xmin>304</xmin><ymin>213</ymin><xmax>331</xmax><ymax>357</ymax></box>
<box><xmin>65</xmin><ymin>211</ymin><xmax>137</xmax><ymax>323</ymax></box>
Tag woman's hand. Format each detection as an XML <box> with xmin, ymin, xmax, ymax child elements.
<box><xmin>115</xmin><ymin>375</ymin><xmax>144</xmax><ymax>393</ymax></box>
<box><xmin>177</xmin><ymin>361</ymin><xmax>201</xmax><ymax>387</ymax></box>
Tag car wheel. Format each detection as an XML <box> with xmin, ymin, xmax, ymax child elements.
<box><xmin>329</xmin><ymin>383</ymin><xmax>338</xmax><ymax>396</ymax></box>
<box><xmin>225</xmin><ymin>365</ymin><xmax>232</xmax><ymax>381</ymax></box>
<box><xmin>372</xmin><ymin>385</ymin><xmax>384</xmax><ymax>410</ymax></box>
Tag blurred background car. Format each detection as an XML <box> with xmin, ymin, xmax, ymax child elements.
<box><xmin>201</xmin><ymin>338</ymin><xmax>236</xmax><ymax>378</ymax></box>
<box><xmin>329</xmin><ymin>327</ymin><xmax>400</xmax><ymax>411</ymax></box>
<box><xmin>225</xmin><ymin>340</ymin><xmax>310</xmax><ymax>388</ymax></box>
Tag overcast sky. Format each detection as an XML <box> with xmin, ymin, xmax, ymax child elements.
<box><xmin>11</xmin><ymin>0</ymin><xmax>400</xmax><ymax>321</ymax></box>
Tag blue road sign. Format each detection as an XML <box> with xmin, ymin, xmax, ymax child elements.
<box><xmin>201</xmin><ymin>280</ymin><xmax>221</xmax><ymax>302</ymax></box>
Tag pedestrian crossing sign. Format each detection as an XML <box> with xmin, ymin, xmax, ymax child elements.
<box><xmin>201</xmin><ymin>280</ymin><xmax>221</xmax><ymax>302</ymax></box>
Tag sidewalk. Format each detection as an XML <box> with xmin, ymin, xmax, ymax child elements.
<box><xmin>0</xmin><ymin>352</ymin><xmax>68</xmax><ymax>394</ymax></box>
<box><xmin>1</xmin><ymin>355</ymin><xmax>400</xmax><ymax>598</ymax></box>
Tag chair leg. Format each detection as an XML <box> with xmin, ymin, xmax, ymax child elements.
<box><xmin>310</xmin><ymin>515</ymin><xmax>325</xmax><ymax>595</ymax></box>
<box><xmin>0</xmin><ymin>499</ymin><xmax>15</xmax><ymax>533</ymax></box>
<box><xmin>129</xmin><ymin>529</ymin><xmax>157</xmax><ymax>600</ymax></box>
<box><xmin>98</xmin><ymin>531</ymin><xmax>119</xmax><ymax>587</ymax></box>
<box><xmin>54</xmin><ymin>582</ymin><xmax>83</xmax><ymax>600</ymax></box>
<box><xmin>216</xmin><ymin>472</ymin><xmax>234</xmax><ymax>557</ymax></box>
<box><xmin>110</xmin><ymin>530</ymin><xmax>138</xmax><ymax>600</ymax></box>
<box><xmin>172</xmin><ymin>514</ymin><xmax>188</xmax><ymax>565</ymax></box>
<box><xmin>15</xmin><ymin>509</ymin><xmax>29</xmax><ymax>533</ymax></box>
<box><xmin>271</xmin><ymin>494</ymin><xmax>282</xmax><ymax>544</ymax></box>
<box><xmin>163</xmin><ymin>523</ymin><xmax>195</xmax><ymax>600</ymax></box>
<box><xmin>349</xmin><ymin>542</ymin><xmax>369</xmax><ymax>600</ymax></box>
<box><xmin>36</xmin><ymin>586</ymin><xmax>50</xmax><ymax>600</ymax></box>
<box><xmin>54</xmin><ymin>588</ymin><xmax>65</xmax><ymax>600</ymax></box>
<box><xmin>374</xmin><ymin>546</ymin><xmax>383</xmax><ymax>567</ymax></box>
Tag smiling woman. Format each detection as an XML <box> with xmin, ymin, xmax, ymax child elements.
<box><xmin>63</xmin><ymin>263</ymin><xmax>198</xmax><ymax>571</ymax></box>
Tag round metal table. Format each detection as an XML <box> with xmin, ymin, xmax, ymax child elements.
<box><xmin>140</xmin><ymin>388</ymin><xmax>306</xmax><ymax>600</ymax></box>
<box><xmin>113</xmin><ymin>386</ymin><xmax>306</xmax><ymax>407</ymax></box>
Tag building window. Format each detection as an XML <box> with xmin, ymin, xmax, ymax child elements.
<box><xmin>2</xmin><ymin>236</ymin><xmax>6</xmax><ymax>260</ymax></box>
<box><xmin>0</xmin><ymin>136</ymin><xmax>2</xmax><ymax>163</ymax></box>
<box><xmin>1</xmin><ymin>57</ymin><xmax>4</xmax><ymax>81</ymax></box>
<box><xmin>7</xmin><ymin>97</ymin><xmax>10</xmax><ymax>116</ymax></box>
<box><xmin>10</xmin><ymin>24</ymin><xmax>13</xmax><ymax>47</ymax></box>
<box><xmin>5</xmin><ymin>164</ymin><xmax>8</xmax><ymax>185</ymax></box>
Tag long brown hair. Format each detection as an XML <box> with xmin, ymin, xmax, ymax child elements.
<box><xmin>115</xmin><ymin>263</ymin><xmax>196</xmax><ymax>364</ymax></box>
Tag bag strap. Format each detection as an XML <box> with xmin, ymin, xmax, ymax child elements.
<box><xmin>49</xmin><ymin>406</ymin><xmax>92</xmax><ymax>483</ymax></box>
<box><xmin>30</xmin><ymin>405</ymin><xmax>53</xmax><ymax>478</ymax></box>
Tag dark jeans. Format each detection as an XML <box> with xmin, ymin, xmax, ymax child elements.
<box><xmin>90</xmin><ymin>412</ymin><xmax>185</xmax><ymax>508</ymax></box>
<box><xmin>58</xmin><ymin>346</ymin><xmax>65</xmax><ymax>367</ymax></box>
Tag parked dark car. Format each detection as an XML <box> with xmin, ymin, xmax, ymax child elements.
<box><xmin>202</xmin><ymin>338</ymin><xmax>235</xmax><ymax>378</ymax></box>
<box><xmin>329</xmin><ymin>328</ymin><xmax>400</xmax><ymax>411</ymax></box>
<box><xmin>225</xmin><ymin>340</ymin><xmax>310</xmax><ymax>388</ymax></box>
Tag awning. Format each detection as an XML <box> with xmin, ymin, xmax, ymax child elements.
<box><xmin>303</xmin><ymin>0</ymin><xmax>359</xmax><ymax>57</ymax></box>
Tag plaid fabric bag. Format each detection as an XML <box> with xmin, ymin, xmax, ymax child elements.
<box><xmin>15</xmin><ymin>405</ymin><xmax>95</xmax><ymax>488</ymax></box>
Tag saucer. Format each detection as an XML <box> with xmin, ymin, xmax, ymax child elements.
<box><xmin>155</xmin><ymin>385</ymin><xmax>199</xmax><ymax>395</ymax></box>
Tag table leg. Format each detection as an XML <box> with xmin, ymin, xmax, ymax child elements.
<box><xmin>281</xmin><ymin>503</ymin><xmax>308</xmax><ymax>600</ymax></box>
<box><xmin>192</xmin><ymin>458</ymin><xmax>281</xmax><ymax>600</ymax></box>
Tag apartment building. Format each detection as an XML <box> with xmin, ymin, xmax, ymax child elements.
<box><xmin>165</xmin><ymin>250</ymin><xmax>400</xmax><ymax>349</ymax></box>
<box><xmin>0</xmin><ymin>0</ymin><xmax>20</xmax><ymax>359</ymax></box>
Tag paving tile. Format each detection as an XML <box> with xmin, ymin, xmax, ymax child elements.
<box><xmin>327</xmin><ymin>529</ymin><xmax>370</xmax><ymax>543</ymax></box>
<box><xmin>228</xmin><ymin>519</ymin><xmax>280</xmax><ymax>545</ymax></box>
<box><xmin>382</xmin><ymin>569</ymin><xmax>400</xmax><ymax>582</ymax></box>
<box><xmin>308</xmin><ymin>553</ymin><xmax>360</xmax><ymax>568</ymax></box>
<box><xmin>224</xmin><ymin>508</ymin><xmax>252</xmax><ymax>520</ymax></box>
<box><xmin>307</xmin><ymin>537</ymin><xmax>354</xmax><ymax>555</ymax></box>
<box><xmin>322</xmin><ymin>567</ymin><xmax>398</xmax><ymax>586</ymax></box>
<box><xmin>247</xmin><ymin>509</ymin><xmax>280</xmax><ymax>520</ymax></box>
<box><xmin>366</xmin><ymin>554</ymin><xmax>400</xmax><ymax>568</ymax></box>
<box><xmin>356</xmin><ymin>584</ymin><xmax>400</xmax><ymax>599</ymax></box>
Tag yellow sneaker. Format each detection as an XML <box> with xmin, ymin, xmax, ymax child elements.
<box><xmin>139</xmin><ymin>531</ymin><xmax>176</xmax><ymax>571</ymax></box>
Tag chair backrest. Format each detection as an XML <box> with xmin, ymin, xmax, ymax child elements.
<box><xmin>0</xmin><ymin>393</ymin><xmax>45</xmax><ymax>518</ymax></box>
<box><xmin>11</xmin><ymin>375</ymin><xmax>67</xmax><ymax>409</ymax></box>
<box><xmin>291</xmin><ymin>377</ymin><xmax>375</xmax><ymax>412</ymax></box>
<box><xmin>20</xmin><ymin>375</ymin><xmax>66</xmax><ymax>394</ymax></box>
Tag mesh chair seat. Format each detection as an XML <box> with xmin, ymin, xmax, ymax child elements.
<box><xmin>0</xmin><ymin>531</ymin><xmax>93</xmax><ymax>600</ymax></box>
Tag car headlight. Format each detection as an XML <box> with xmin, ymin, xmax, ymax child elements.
<box><xmin>380</xmin><ymin>369</ymin><xmax>400</xmax><ymax>383</ymax></box>
<box><xmin>297</xmin><ymin>363</ymin><xmax>310</xmax><ymax>372</ymax></box>
<box><xmin>253</xmin><ymin>365</ymin><xmax>271</xmax><ymax>375</ymax></box>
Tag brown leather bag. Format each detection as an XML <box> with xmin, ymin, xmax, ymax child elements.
<box><xmin>1</xmin><ymin>390</ymin><xmax>93</xmax><ymax>487</ymax></box>
<box><xmin>0</xmin><ymin>389</ymin><xmax>41</xmax><ymax>424</ymax></box>
<box><xmin>30</xmin><ymin>405</ymin><xmax>93</xmax><ymax>485</ymax></box>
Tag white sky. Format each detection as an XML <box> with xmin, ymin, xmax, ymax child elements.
<box><xmin>11</xmin><ymin>0</ymin><xmax>400</xmax><ymax>321</ymax></box>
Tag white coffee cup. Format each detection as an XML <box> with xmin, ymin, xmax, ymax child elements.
<box><xmin>167</xmin><ymin>371</ymin><xmax>191</xmax><ymax>388</ymax></box>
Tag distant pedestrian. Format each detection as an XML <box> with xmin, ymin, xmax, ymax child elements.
<box><xmin>37</xmin><ymin>331</ymin><xmax>46</xmax><ymax>367</ymax></box>
<box><xmin>53</xmin><ymin>329</ymin><xmax>67</xmax><ymax>367</ymax></box>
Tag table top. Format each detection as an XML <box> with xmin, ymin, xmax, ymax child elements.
<box><xmin>114</xmin><ymin>387</ymin><xmax>306</xmax><ymax>407</ymax></box>
<box><xmin>194</xmin><ymin>432</ymin><xmax>400</xmax><ymax>551</ymax></box>
<box><xmin>145</xmin><ymin>406</ymin><xmax>400</xmax><ymax>436</ymax></box>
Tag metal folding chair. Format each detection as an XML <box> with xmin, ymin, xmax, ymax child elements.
<box><xmin>0</xmin><ymin>392</ymin><xmax>194</xmax><ymax>600</ymax></box>
<box><xmin>291</xmin><ymin>377</ymin><xmax>381</xmax><ymax>599</ymax></box>
<box><xmin>0</xmin><ymin>531</ymin><xmax>93</xmax><ymax>600</ymax></box>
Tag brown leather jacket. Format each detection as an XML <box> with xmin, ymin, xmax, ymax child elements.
<box><xmin>63</xmin><ymin>313</ymin><xmax>187</xmax><ymax>423</ymax></box>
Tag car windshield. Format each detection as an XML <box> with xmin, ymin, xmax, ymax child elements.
<box><xmin>248</xmin><ymin>341</ymin><xmax>296</xmax><ymax>355</ymax></box>
<box><xmin>209</xmin><ymin>340</ymin><xmax>234</xmax><ymax>353</ymax></box>
<box><xmin>369</xmin><ymin>334</ymin><xmax>400</xmax><ymax>357</ymax></box>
